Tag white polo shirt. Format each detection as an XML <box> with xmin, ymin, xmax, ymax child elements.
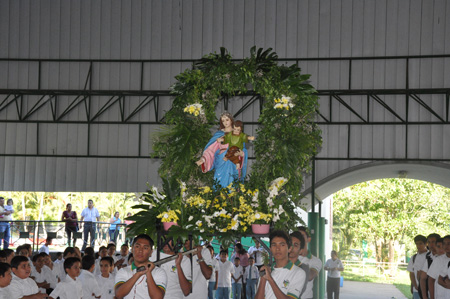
<box><xmin>115</xmin><ymin>262</ymin><xmax>168</xmax><ymax>299</ymax></box>
<box><xmin>298</xmin><ymin>252</ymin><xmax>322</xmax><ymax>299</ymax></box>
<box><xmin>160</xmin><ymin>254</ymin><xmax>192</xmax><ymax>299</ymax></box>
<box><xmin>232</xmin><ymin>265</ymin><xmax>244</xmax><ymax>284</ymax></box>
<box><xmin>263</xmin><ymin>260</ymin><xmax>306</xmax><ymax>299</ymax></box>
<box><xmin>6</xmin><ymin>274</ymin><xmax>40</xmax><ymax>299</ymax></box>
<box><xmin>31</xmin><ymin>266</ymin><xmax>52</xmax><ymax>293</ymax></box>
<box><xmin>217</xmin><ymin>260</ymin><xmax>235</xmax><ymax>288</ymax></box>
<box><xmin>324</xmin><ymin>258</ymin><xmax>344</xmax><ymax>278</ymax></box>
<box><xmin>78</xmin><ymin>269</ymin><xmax>102</xmax><ymax>299</ymax></box>
<box><xmin>96</xmin><ymin>274</ymin><xmax>116</xmax><ymax>299</ymax></box>
<box><xmin>49</xmin><ymin>274</ymin><xmax>83</xmax><ymax>299</ymax></box>
<box><xmin>209</xmin><ymin>258</ymin><xmax>219</xmax><ymax>283</ymax></box>
<box><xmin>81</xmin><ymin>207</ymin><xmax>100</xmax><ymax>222</ymax></box>
<box><xmin>428</xmin><ymin>254</ymin><xmax>450</xmax><ymax>299</ymax></box>
<box><xmin>185</xmin><ymin>247</ymin><xmax>213</xmax><ymax>299</ymax></box>
<box><xmin>245</xmin><ymin>264</ymin><xmax>260</xmax><ymax>282</ymax></box>
<box><xmin>407</xmin><ymin>251</ymin><xmax>428</xmax><ymax>292</ymax></box>
<box><xmin>248</xmin><ymin>246</ymin><xmax>266</xmax><ymax>266</ymax></box>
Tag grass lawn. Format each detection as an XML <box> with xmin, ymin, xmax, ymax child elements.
<box><xmin>342</xmin><ymin>263</ymin><xmax>412</xmax><ymax>299</ymax></box>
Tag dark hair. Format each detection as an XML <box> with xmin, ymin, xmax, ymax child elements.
<box><xmin>436</xmin><ymin>238</ymin><xmax>444</xmax><ymax>245</ymax></box>
<box><xmin>290</xmin><ymin>231</ymin><xmax>306</xmax><ymax>250</ymax></box>
<box><xmin>81</xmin><ymin>255</ymin><xmax>96</xmax><ymax>270</ymax></box>
<box><xmin>88</xmin><ymin>199</ymin><xmax>93</xmax><ymax>203</ymax></box>
<box><xmin>249</xmin><ymin>257</ymin><xmax>254</xmax><ymax>260</ymax></box>
<box><xmin>234</xmin><ymin>257</ymin><xmax>240</xmax><ymax>261</ymax></box>
<box><xmin>414</xmin><ymin>235</ymin><xmax>427</xmax><ymax>244</ymax></box>
<box><xmin>106</xmin><ymin>243</ymin><xmax>116</xmax><ymax>250</ymax></box>
<box><xmin>298</xmin><ymin>226</ymin><xmax>311</xmax><ymax>238</ymax></box>
<box><xmin>22</xmin><ymin>244</ymin><xmax>31</xmax><ymax>251</ymax></box>
<box><xmin>127</xmin><ymin>253</ymin><xmax>133</xmax><ymax>262</ymax></box>
<box><xmin>219</xmin><ymin>112</ymin><xmax>235</xmax><ymax>130</ymax></box>
<box><xmin>56</xmin><ymin>252</ymin><xmax>63</xmax><ymax>258</ymax></box>
<box><xmin>269</xmin><ymin>230</ymin><xmax>291</xmax><ymax>248</ymax></box>
<box><xmin>331</xmin><ymin>250</ymin><xmax>337</xmax><ymax>256</ymax></box>
<box><xmin>220</xmin><ymin>250</ymin><xmax>228</xmax><ymax>255</ymax></box>
<box><xmin>443</xmin><ymin>235</ymin><xmax>450</xmax><ymax>241</ymax></box>
<box><xmin>0</xmin><ymin>250</ymin><xmax>6</xmax><ymax>259</ymax></box>
<box><xmin>32</xmin><ymin>254</ymin><xmax>41</xmax><ymax>262</ymax></box>
<box><xmin>0</xmin><ymin>262</ymin><xmax>11</xmax><ymax>277</ymax></box>
<box><xmin>101</xmin><ymin>256</ymin><xmax>114</xmax><ymax>266</ymax></box>
<box><xmin>64</xmin><ymin>257</ymin><xmax>81</xmax><ymax>273</ymax></box>
<box><xmin>84</xmin><ymin>247</ymin><xmax>95</xmax><ymax>257</ymax></box>
<box><xmin>428</xmin><ymin>233</ymin><xmax>441</xmax><ymax>242</ymax></box>
<box><xmin>11</xmin><ymin>255</ymin><xmax>29</xmax><ymax>269</ymax></box>
<box><xmin>15</xmin><ymin>245</ymin><xmax>23</xmax><ymax>254</ymax></box>
<box><xmin>132</xmin><ymin>234</ymin><xmax>154</xmax><ymax>248</ymax></box>
<box><xmin>63</xmin><ymin>247</ymin><xmax>76</xmax><ymax>258</ymax></box>
<box><xmin>99</xmin><ymin>246</ymin><xmax>107</xmax><ymax>252</ymax></box>
<box><xmin>121</xmin><ymin>243</ymin><xmax>129</xmax><ymax>248</ymax></box>
<box><xmin>4</xmin><ymin>249</ymin><xmax>14</xmax><ymax>258</ymax></box>
<box><xmin>235</xmin><ymin>243</ymin><xmax>247</xmax><ymax>255</ymax></box>
<box><xmin>66</xmin><ymin>203</ymin><xmax>72</xmax><ymax>208</ymax></box>
<box><xmin>234</xmin><ymin>120</ymin><xmax>244</xmax><ymax>130</ymax></box>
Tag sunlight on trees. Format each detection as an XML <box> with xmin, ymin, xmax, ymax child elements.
<box><xmin>332</xmin><ymin>179</ymin><xmax>450</xmax><ymax>264</ymax></box>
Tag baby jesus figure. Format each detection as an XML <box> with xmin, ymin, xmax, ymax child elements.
<box><xmin>217</xmin><ymin>120</ymin><xmax>255</xmax><ymax>169</ymax></box>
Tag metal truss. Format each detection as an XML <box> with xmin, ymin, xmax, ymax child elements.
<box><xmin>0</xmin><ymin>55</ymin><xmax>449</xmax><ymax>161</ymax></box>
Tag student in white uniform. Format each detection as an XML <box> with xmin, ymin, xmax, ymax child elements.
<box><xmin>217</xmin><ymin>249</ymin><xmax>235</xmax><ymax>299</ymax></box>
<box><xmin>256</xmin><ymin>230</ymin><xmax>306</xmax><ymax>299</ymax></box>
<box><xmin>0</xmin><ymin>262</ymin><xmax>12</xmax><ymax>297</ymax></box>
<box><xmin>298</xmin><ymin>226</ymin><xmax>323</xmax><ymax>299</ymax></box>
<box><xmin>207</xmin><ymin>245</ymin><xmax>219</xmax><ymax>299</ymax></box>
<box><xmin>245</xmin><ymin>257</ymin><xmax>260</xmax><ymax>299</ymax></box>
<box><xmin>232</xmin><ymin>257</ymin><xmax>244</xmax><ymax>299</ymax></box>
<box><xmin>324</xmin><ymin>250</ymin><xmax>344</xmax><ymax>299</ymax></box>
<box><xmin>49</xmin><ymin>257</ymin><xmax>83</xmax><ymax>299</ymax></box>
<box><xmin>159</xmin><ymin>238</ymin><xmax>192</xmax><ymax>298</ymax></box>
<box><xmin>185</xmin><ymin>244</ymin><xmax>213</xmax><ymax>299</ymax></box>
<box><xmin>115</xmin><ymin>234</ymin><xmax>167</xmax><ymax>299</ymax></box>
<box><xmin>78</xmin><ymin>255</ymin><xmax>102</xmax><ymax>299</ymax></box>
<box><xmin>407</xmin><ymin>235</ymin><xmax>428</xmax><ymax>299</ymax></box>
<box><xmin>96</xmin><ymin>256</ymin><xmax>116</xmax><ymax>299</ymax></box>
<box><xmin>6</xmin><ymin>255</ymin><xmax>47</xmax><ymax>299</ymax></box>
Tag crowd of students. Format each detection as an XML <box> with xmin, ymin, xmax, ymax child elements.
<box><xmin>0</xmin><ymin>226</ymin><xmax>326</xmax><ymax>299</ymax></box>
<box><xmin>407</xmin><ymin>233</ymin><xmax>450</xmax><ymax>299</ymax></box>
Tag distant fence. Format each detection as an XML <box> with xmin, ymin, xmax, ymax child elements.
<box><xmin>0</xmin><ymin>220</ymin><xmax>129</xmax><ymax>252</ymax></box>
<box><xmin>342</xmin><ymin>260</ymin><xmax>408</xmax><ymax>281</ymax></box>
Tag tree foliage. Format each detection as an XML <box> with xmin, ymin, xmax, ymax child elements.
<box><xmin>333</xmin><ymin>179</ymin><xmax>450</xmax><ymax>262</ymax></box>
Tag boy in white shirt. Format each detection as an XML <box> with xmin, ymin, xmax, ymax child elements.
<box><xmin>207</xmin><ymin>245</ymin><xmax>219</xmax><ymax>299</ymax></box>
<box><xmin>31</xmin><ymin>252</ymin><xmax>52</xmax><ymax>294</ymax></box>
<box><xmin>94</xmin><ymin>246</ymin><xmax>108</xmax><ymax>276</ymax></box>
<box><xmin>256</xmin><ymin>230</ymin><xmax>306</xmax><ymax>299</ymax></box>
<box><xmin>78</xmin><ymin>254</ymin><xmax>102</xmax><ymax>299</ymax></box>
<box><xmin>246</xmin><ymin>257</ymin><xmax>259</xmax><ymax>299</ymax></box>
<box><xmin>115</xmin><ymin>234</ymin><xmax>167</xmax><ymax>299</ymax></box>
<box><xmin>217</xmin><ymin>249</ymin><xmax>235</xmax><ymax>299</ymax></box>
<box><xmin>7</xmin><ymin>255</ymin><xmax>47</xmax><ymax>299</ymax></box>
<box><xmin>96</xmin><ymin>256</ymin><xmax>116</xmax><ymax>299</ymax></box>
<box><xmin>49</xmin><ymin>257</ymin><xmax>83</xmax><ymax>299</ymax></box>
<box><xmin>0</xmin><ymin>262</ymin><xmax>12</xmax><ymax>297</ymax></box>
<box><xmin>232</xmin><ymin>257</ymin><xmax>244</xmax><ymax>299</ymax></box>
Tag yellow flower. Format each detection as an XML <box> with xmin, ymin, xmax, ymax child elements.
<box><xmin>194</xmin><ymin>110</ymin><xmax>199</xmax><ymax>116</ymax></box>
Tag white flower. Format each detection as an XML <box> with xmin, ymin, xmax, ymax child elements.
<box><xmin>196</xmin><ymin>220</ymin><xmax>203</xmax><ymax>226</ymax></box>
<box><xmin>252</xmin><ymin>191</ymin><xmax>259</xmax><ymax>202</ymax></box>
<box><xmin>267</xmin><ymin>197</ymin><xmax>274</xmax><ymax>207</ymax></box>
<box><xmin>188</xmin><ymin>216</ymin><xmax>193</xmax><ymax>221</ymax></box>
<box><xmin>255</xmin><ymin>213</ymin><xmax>261</xmax><ymax>219</ymax></box>
<box><xmin>163</xmin><ymin>213</ymin><xmax>169</xmax><ymax>219</ymax></box>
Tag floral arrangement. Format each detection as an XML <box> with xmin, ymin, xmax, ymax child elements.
<box><xmin>128</xmin><ymin>177</ymin><xmax>303</xmax><ymax>243</ymax></box>
<box><xmin>273</xmin><ymin>95</ymin><xmax>295</xmax><ymax>110</ymax></box>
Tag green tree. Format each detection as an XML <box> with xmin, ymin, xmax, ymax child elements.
<box><xmin>333</xmin><ymin>179</ymin><xmax>450</xmax><ymax>263</ymax></box>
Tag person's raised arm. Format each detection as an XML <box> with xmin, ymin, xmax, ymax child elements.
<box><xmin>196</xmin><ymin>246</ymin><xmax>212</xmax><ymax>280</ymax></box>
<box><xmin>145</xmin><ymin>262</ymin><xmax>165</xmax><ymax>299</ymax></box>
<box><xmin>175</xmin><ymin>253</ymin><xmax>192</xmax><ymax>296</ymax></box>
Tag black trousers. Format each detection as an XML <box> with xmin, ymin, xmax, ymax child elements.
<box><xmin>327</xmin><ymin>277</ymin><xmax>340</xmax><ymax>299</ymax></box>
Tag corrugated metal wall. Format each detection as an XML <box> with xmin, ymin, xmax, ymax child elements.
<box><xmin>0</xmin><ymin>0</ymin><xmax>449</xmax><ymax>192</ymax></box>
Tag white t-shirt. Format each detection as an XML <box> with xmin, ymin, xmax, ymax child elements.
<box><xmin>114</xmin><ymin>262</ymin><xmax>168</xmax><ymax>299</ymax></box>
<box><xmin>160</xmin><ymin>253</ymin><xmax>192</xmax><ymax>299</ymax></box>
<box><xmin>78</xmin><ymin>269</ymin><xmax>102</xmax><ymax>299</ymax></box>
<box><xmin>407</xmin><ymin>251</ymin><xmax>428</xmax><ymax>292</ymax></box>
<box><xmin>427</xmin><ymin>254</ymin><xmax>450</xmax><ymax>299</ymax></box>
<box><xmin>185</xmin><ymin>247</ymin><xmax>213</xmax><ymax>299</ymax></box>
<box><xmin>45</xmin><ymin>264</ymin><xmax>62</xmax><ymax>289</ymax></box>
<box><xmin>262</xmin><ymin>260</ymin><xmax>306</xmax><ymax>299</ymax></box>
<box><xmin>217</xmin><ymin>260</ymin><xmax>235</xmax><ymax>288</ymax></box>
<box><xmin>232</xmin><ymin>265</ymin><xmax>244</xmax><ymax>284</ymax></box>
<box><xmin>81</xmin><ymin>207</ymin><xmax>100</xmax><ymax>222</ymax></box>
<box><xmin>96</xmin><ymin>274</ymin><xmax>116</xmax><ymax>299</ymax></box>
<box><xmin>324</xmin><ymin>258</ymin><xmax>344</xmax><ymax>278</ymax></box>
<box><xmin>298</xmin><ymin>253</ymin><xmax>322</xmax><ymax>299</ymax></box>
<box><xmin>209</xmin><ymin>258</ymin><xmax>219</xmax><ymax>283</ymax></box>
<box><xmin>6</xmin><ymin>274</ymin><xmax>40</xmax><ymax>299</ymax></box>
<box><xmin>49</xmin><ymin>274</ymin><xmax>83</xmax><ymax>299</ymax></box>
<box><xmin>31</xmin><ymin>266</ymin><xmax>52</xmax><ymax>293</ymax></box>
<box><xmin>39</xmin><ymin>244</ymin><xmax>50</xmax><ymax>255</ymax></box>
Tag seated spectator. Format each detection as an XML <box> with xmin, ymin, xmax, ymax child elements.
<box><xmin>49</xmin><ymin>257</ymin><xmax>83</xmax><ymax>299</ymax></box>
<box><xmin>42</xmin><ymin>252</ymin><xmax>61</xmax><ymax>291</ymax></box>
<box><xmin>96</xmin><ymin>256</ymin><xmax>115</xmax><ymax>299</ymax></box>
<box><xmin>0</xmin><ymin>250</ymin><xmax>7</xmax><ymax>263</ymax></box>
<box><xmin>94</xmin><ymin>246</ymin><xmax>108</xmax><ymax>276</ymax></box>
<box><xmin>0</xmin><ymin>262</ymin><xmax>12</xmax><ymax>292</ymax></box>
<box><xmin>4</xmin><ymin>249</ymin><xmax>14</xmax><ymax>265</ymax></box>
<box><xmin>53</xmin><ymin>252</ymin><xmax>63</xmax><ymax>264</ymax></box>
<box><xmin>6</xmin><ymin>255</ymin><xmax>47</xmax><ymax>298</ymax></box>
<box><xmin>78</xmin><ymin>255</ymin><xmax>101</xmax><ymax>299</ymax></box>
<box><xmin>31</xmin><ymin>252</ymin><xmax>52</xmax><ymax>294</ymax></box>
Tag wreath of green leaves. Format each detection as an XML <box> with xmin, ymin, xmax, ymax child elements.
<box><xmin>153</xmin><ymin>47</ymin><xmax>321</xmax><ymax>199</ymax></box>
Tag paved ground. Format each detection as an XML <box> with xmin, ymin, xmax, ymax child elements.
<box><xmin>339</xmin><ymin>281</ymin><xmax>409</xmax><ymax>299</ymax></box>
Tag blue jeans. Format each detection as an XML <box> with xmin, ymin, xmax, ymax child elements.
<box><xmin>82</xmin><ymin>222</ymin><xmax>96</xmax><ymax>251</ymax></box>
<box><xmin>413</xmin><ymin>292</ymin><xmax>420</xmax><ymax>299</ymax></box>
<box><xmin>0</xmin><ymin>222</ymin><xmax>10</xmax><ymax>249</ymax></box>
<box><xmin>216</xmin><ymin>287</ymin><xmax>230</xmax><ymax>299</ymax></box>
<box><xmin>232</xmin><ymin>283</ymin><xmax>242</xmax><ymax>299</ymax></box>
<box><xmin>208</xmin><ymin>281</ymin><xmax>216</xmax><ymax>299</ymax></box>
<box><xmin>109</xmin><ymin>229</ymin><xmax>119</xmax><ymax>244</ymax></box>
<box><xmin>246</xmin><ymin>279</ymin><xmax>257</xmax><ymax>299</ymax></box>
